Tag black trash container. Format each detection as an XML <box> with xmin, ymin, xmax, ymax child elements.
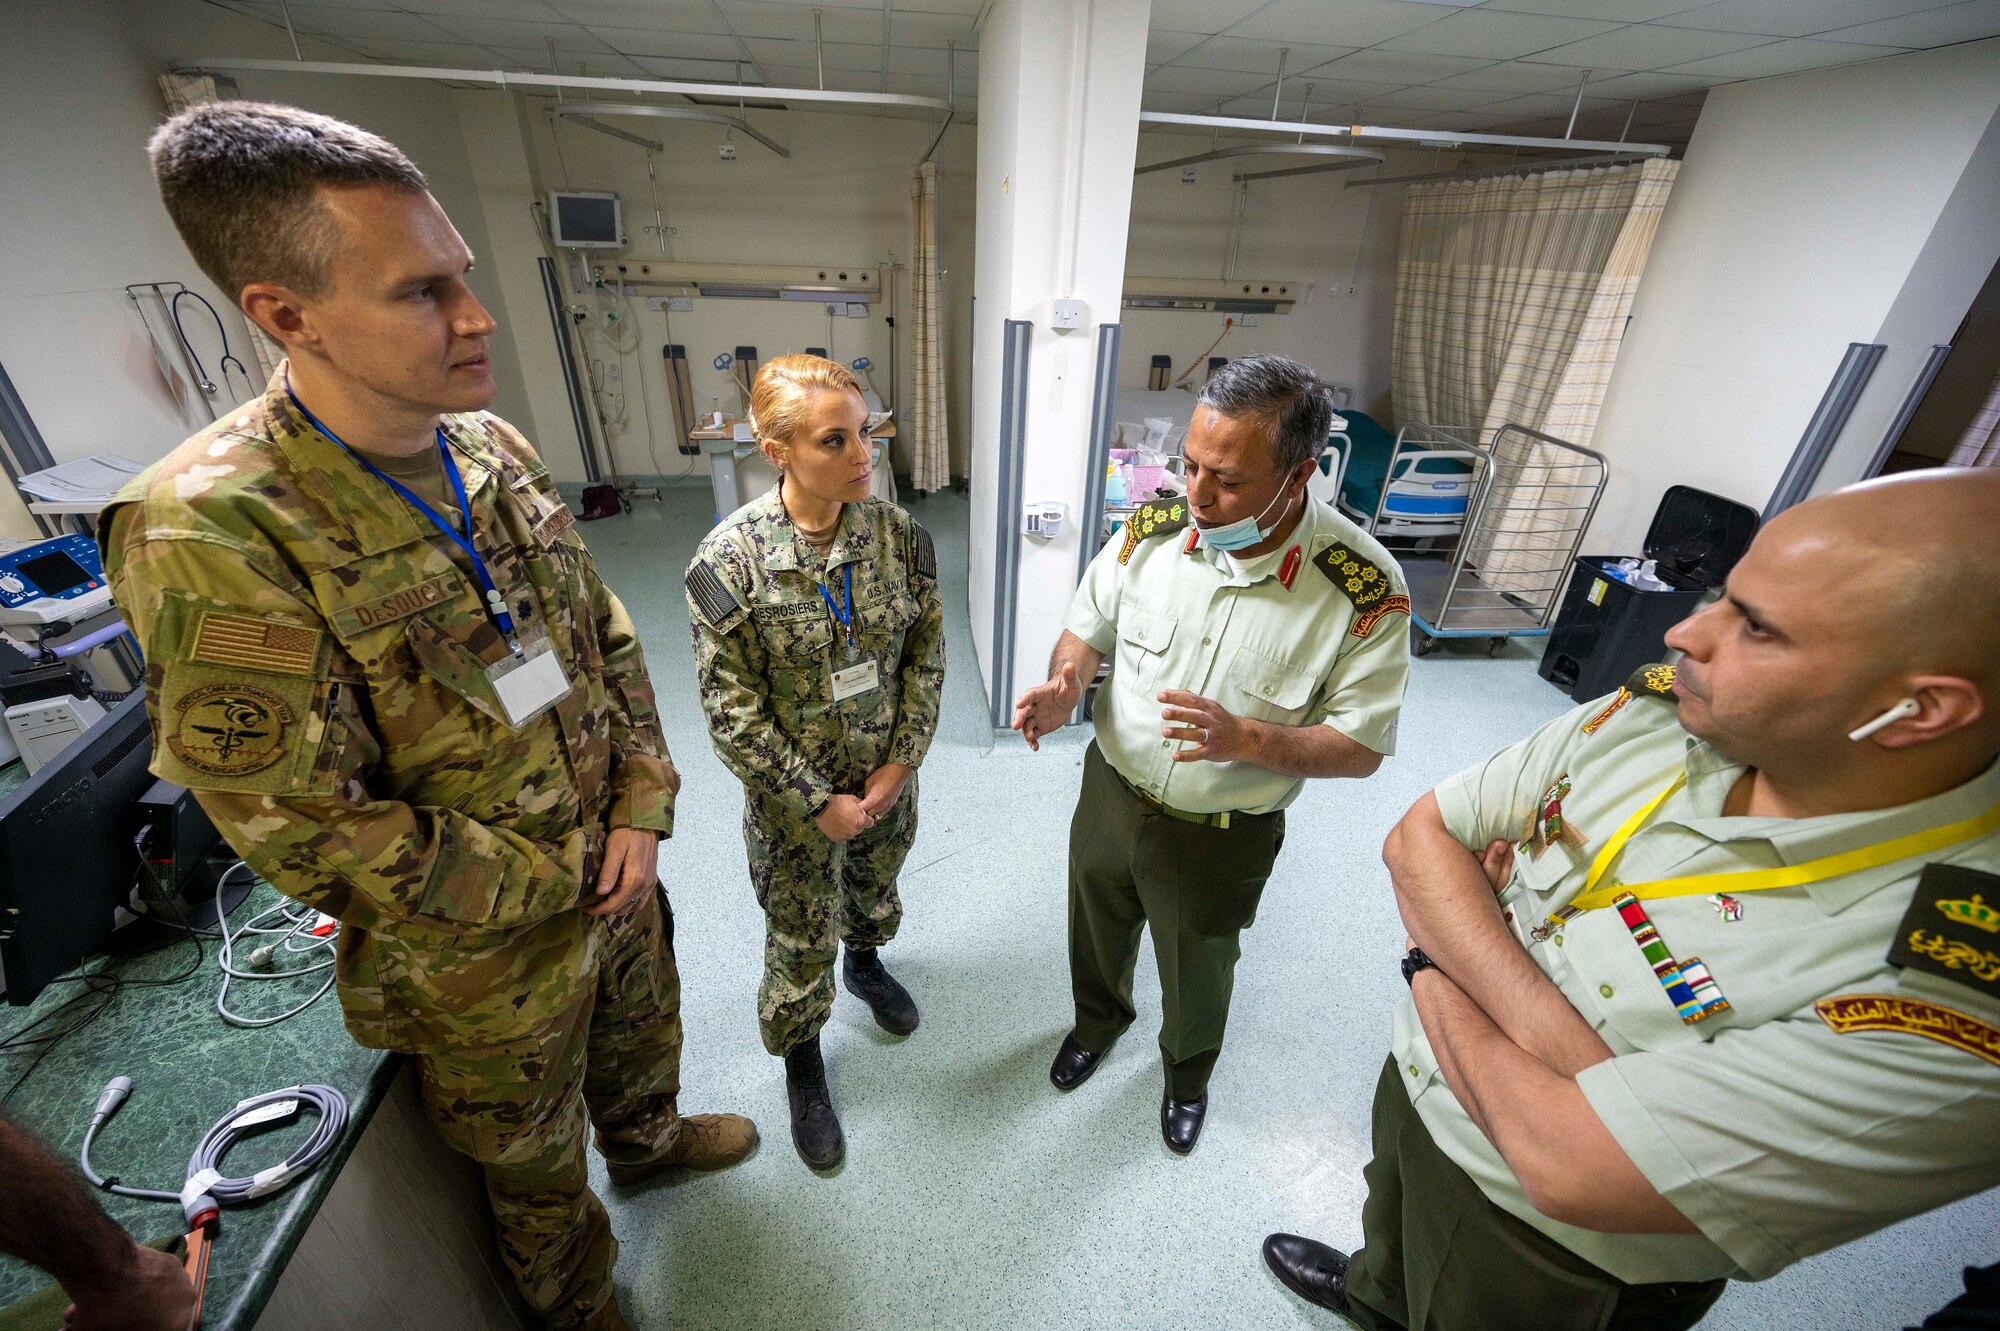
<box><xmin>1538</xmin><ymin>486</ymin><xmax>1759</xmax><ymax>703</ymax></box>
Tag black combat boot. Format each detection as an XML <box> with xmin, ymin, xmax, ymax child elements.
<box><xmin>841</xmin><ymin>946</ymin><xmax>920</xmax><ymax>1035</ymax></box>
<box><xmin>783</xmin><ymin>1036</ymin><xmax>845</xmax><ymax>1169</ymax></box>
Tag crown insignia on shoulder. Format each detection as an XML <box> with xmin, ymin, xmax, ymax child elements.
<box><xmin>1937</xmin><ymin>894</ymin><xmax>2000</xmax><ymax>935</ymax></box>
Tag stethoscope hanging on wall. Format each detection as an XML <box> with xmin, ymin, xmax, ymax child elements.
<box><xmin>171</xmin><ymin>288</ymin><xmax>254</xmax><ymax>402</ymax></box>
<box><xmin>125</xmin><ymin>281</ymin><xmax>256</xmax><ymax>425</ymax></box>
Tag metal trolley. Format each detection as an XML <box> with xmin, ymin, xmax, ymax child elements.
<box><xmin>1396</xmin><ymin>423</ymin><xmax>1609</xmax><ymax>658</ymax></box>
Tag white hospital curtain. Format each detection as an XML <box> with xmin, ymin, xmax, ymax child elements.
<box><xmin>1947</xmin><ymin>366</ymin><xmax>2000</xmax><ymax>468</ymax></box>
<box><xmin>908</xmin><ymin>160</ymin><xmax>950</xmax><ymax>493</ymax></box>
<box><xmin>1391</xmin><ymin>158</ymin><xmax>1678</xmax><ymax>602</ymax></box>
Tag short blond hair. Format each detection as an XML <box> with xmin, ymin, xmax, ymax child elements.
<box><xmin>749</xmin><ymin>354</ymin><xmax>862</xmax><ymax>448</ymax></box>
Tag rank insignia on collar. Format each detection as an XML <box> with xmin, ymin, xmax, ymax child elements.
<box><xmin>1710</xmin><ymin>892</ymin><xmax>1744</xmax><ymax>922</ymax></box>
<box><xmin>1520</xmin><ymin>773</ymin><xmax>1586</xmax><ymax>859</ymax></box>
<box><xmin>1279</xmin><ymin>544</ymin><xmax>1302</xmax><ymax>591</ymax></box>
<box><xmin>1582</xmin><ymin>687</ymin><xmax>1631</xmax><ymax>734</ymax></box>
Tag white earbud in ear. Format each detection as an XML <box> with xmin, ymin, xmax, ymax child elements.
<box><xmin>1848</xmin><ymin>697</ymin><xmax>1920</xmax><ymax>743</ymax></box>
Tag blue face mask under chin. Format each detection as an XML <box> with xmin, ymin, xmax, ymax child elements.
<box><xmin>1197</xmin><ymin>481</ymin><xmax>1297</xmax><ymax>552</ymax></box>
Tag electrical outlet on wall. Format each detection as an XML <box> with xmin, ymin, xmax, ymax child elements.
<box><xmin>846</xmin><ymin>303</ymin><xmax>870</xmax><ymax>318</ymax></box>
<box><xmin>1240</xmin><ymin>313</ymin><xmax>1262</xmax><ymax>328</ymax></box>
<box><xmin>606</xmin><ymin>363</ymin><xmax>621</xmax><ymax>382</ymax></box>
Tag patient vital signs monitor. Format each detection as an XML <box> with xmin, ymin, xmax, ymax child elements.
<box><xmin>0</xmin><ymin>534</ymin><xmax>114</xmax><ymax>627</ymax></box>
<box><xmin>548</xmin><ymin>191</ymin><xmax>624</xmax><ymax>249</ymax></box>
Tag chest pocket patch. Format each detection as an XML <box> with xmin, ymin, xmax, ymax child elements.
<box><xmin>1228</xmin><ymin>646</ymin><xmax>1316</xmax><ymax>721</ymax></box>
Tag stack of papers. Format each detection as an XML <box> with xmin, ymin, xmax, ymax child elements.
<box><xmin>16</xmin><ymin>455</ymin><xmax>146</xmax><ymax>505</ymax></box>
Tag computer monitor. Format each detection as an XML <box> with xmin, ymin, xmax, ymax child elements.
<box><xmin>0</xmin><ymin>692</ymin><xmax>156</xmax><ymax>1005</ymax></box>
<box><xmin>547</xmin><ymin>191</ymin><xmax>623</xmax><ymax>248</ymax></box>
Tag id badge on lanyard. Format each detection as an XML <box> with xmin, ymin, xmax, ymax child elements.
<box><xmin>488</xmin><ymin>626</ymin><xmax>571</xmax><ymax>727</ymax></box>
<box><xmin>820</xmin><ymin>561</ymin><xmax>880</xmax><ymax>702</ymax></box>
<box><xmin>289</xmin><ymin>380</ymin><xmax>574</xmax><ymax>729</ymax></box>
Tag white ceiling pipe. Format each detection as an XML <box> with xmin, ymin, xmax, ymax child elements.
<box><xmin>1138</xmin><ymin>110</ymin><xmax>1669</xmax><ymax>158</ymax></box>
<box><xmin>557</xmin><ymin>103</ymin><xmax>792</xmax><ymax>157</ymax></box>
<box><xmin>173</xmin><ymin>57</ymin><xmax>954</xmax><ymax>115</ymax></box>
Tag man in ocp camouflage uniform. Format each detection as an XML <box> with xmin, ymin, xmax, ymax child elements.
<box><xmin>101</xmin><ymin>101</ymin><xmax>753</xmax><ymax>1331</ymax></box>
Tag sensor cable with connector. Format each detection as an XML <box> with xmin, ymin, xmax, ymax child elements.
<box><xmin>79</xmin><ymin>1077</ymin><xmax>349</xmax><ymax>1326</ymax></box>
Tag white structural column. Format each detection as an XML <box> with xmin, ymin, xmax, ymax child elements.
<box><xmin>969</xmin><ymin>0</ymin><xmax>1150</xmax><ymax>728</ymax></box>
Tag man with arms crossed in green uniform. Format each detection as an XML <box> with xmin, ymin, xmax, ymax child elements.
<box><xmin>1265</xmin><ymin>468</ymin><xmax>2000</xmax><ymax>1330</ymax></box>
<box><xmin>1014</xmin><ymin>355</ymin><xmax>1410</xmax><ymax>1154</ymax></box>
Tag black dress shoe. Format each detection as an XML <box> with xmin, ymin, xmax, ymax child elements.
<box><xmin>1161</xmin><ymin>1093</ymin><xmax>1207</xmax><ymax>1154</ymax></box>
<box><xmin>1262</xmin><ymin>1233</ymin><xmax>1351</xmax><ymax>1314</ymax></box>
<box><xmin>1048</xmin><ymin>1033</ymin><xmax>1103</xmax><ymax>1091</ymax></box>
<box><xmin>842</xmin><ymin>947</ymin><xmax>919</xmax><ymax>1035</ymax></box>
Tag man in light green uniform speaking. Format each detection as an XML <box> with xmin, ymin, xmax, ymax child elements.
<box><xmin>1265</xmin><ymin>468</ymin><xmax>2000</xmax><ymax>1329</ymax></box>
<box><xmin>1014</xmin><ymin>355</ymin><xmax>1410</xmax><ymax>1154</ymax></box>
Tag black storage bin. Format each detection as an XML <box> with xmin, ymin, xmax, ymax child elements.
<box><xmin>1538</xmin><ymin>486</ymin><xmax>1759</xmax><ymax>703</ymax></box>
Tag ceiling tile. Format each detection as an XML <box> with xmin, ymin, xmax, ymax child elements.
<box><xmin>740</xmin><ymin>37</ymin><xmax>879</xmax><ymax>69</ymax></box>
<box><xmin>1472</xmin><ymin>90</ymin><xmax>1602</xmax><ymax>118</ymax></box>
<box><xmin>1145</xmin><ymin>65</ymin><xmax>1275</xmax><ymax>95</ymax></box>
<box><xmin>1378</xmin><ymin>9</ymin><xmax>1623</xmax><ymax>58</ymax></box>
<box><xmin>423</xmin><ymin>14</ymin><xmax>615</xmax><ymax>50</ymax></box>
<box><xmin>711</xmin><ymin>1</ymin><xmax>879</xmax><ymax>41</ymax></box>
<box><xmin>1228</xmin><ymin>0</ymin><xmax>1455</xmax><ymax>47</ymax></box>
<box><xmin>1149</xmin><ymin>30</ymin><xmax>1208</xmax><ymax>63</ymax></box>
<box><xmin>1141</xmin><ymin>89</ymin><xmax>1232</xmax><ymax>113</ymax></box>
<box><xmin>1583</xmin><ymin>69</ymin><xmax>1720</xmax><ymax>97</ymax></box>
<box><xmin>1650</xmin><ymin>0</ymin><xmax>1957</xmax><ymax>37</ymax></box>
<box><xmin>1527</xmin><ymin>24</ymin><xmax>1776</xmax><ymax>68</ymax></box>
<box><xmin>1178</xmin><ymin>37</ymin><xmax>1357</xmax><ymax>73</ymax></box>
<box><xmin>354</xmin><ymin>39</ymin><xmax>506</xmax><ymax>67</ymax></box>
<box><xmin>888</xmin><ymin>12</ymin><xmax>980</xmax><ymax>47</ymax></box>
<box><xmin>1483</xmin><ymin>0</ymin><xmax>1707</xmax><ymax>18</ymax></box>
<box><xmin>1663</xmin><ymin>36</ymin><xmax>1901</xmax><ymax>76</ymax></box>
<box><xmin>396</xmin><ymin>0</ymin><xmax>566</xmax><ymax>20</ymax></box>
<box><xmin>625</xmin><ymin>54</ymin><xmax>758</xmax><ymax>80</ymax></box>
<box><xmin>1302</xmin><ymin>77</ymin><xmax>1415</xmax><ymax>104</ymax></box>
<box><xmin>1815</xmin><ymin>0</ymin><xmax>2000</xmax><ymax>46</ymax></box>
<box><xmin>1366</xmin><ymin>82</ymin><xmax>1518</xmax><ymax>110</ymax></box>
<box><xmin>591</xmin><ymin>27</ymin><xmax>752</xmax><ymax>60</ymax></box>
<box><xmin>1307</xmin><ymin>47</ymin><xmax>1498</xmax><ymax>83</ymax></box>
<box><xmin>547</xmin><ymin>1</ymin><xmax>730</xmax><ymax>29</ymax></box>
<box><xmin>282</xmin><ymin>8</ymin><xmax>462</xmax><ymax>40</ymax></box>
<box><xmin>1149</xmin><ymin>0</ymin><xmax>1270</xmax><ymax>34</ymax></box>
<box><xmin>1428</xmin><ymin>60</ymin><xmax>1594</xmax><ymax>91</ymax></box>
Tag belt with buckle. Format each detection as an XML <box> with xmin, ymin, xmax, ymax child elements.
<box><xmin>1111</xmin><ymin>765</ymin><xmax>1252</xmax><ymax>830</ymax></box>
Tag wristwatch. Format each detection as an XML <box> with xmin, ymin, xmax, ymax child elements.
<box><xmin>1400</xmin><ymin>946</ymin><xmax>1437</xmax><ymax>987</ymax></box>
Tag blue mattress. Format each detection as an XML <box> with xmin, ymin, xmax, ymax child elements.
<box><xmin>1331</xmin><ymin>410</ymin><xmax>1399</xmax><ymax>518</ymax></box>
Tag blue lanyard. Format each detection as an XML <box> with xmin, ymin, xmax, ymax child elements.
<box><xmin>284</xmin><ymin>382</ymin><xmax>523</xmax><ymax>656</ymax></box>
<box><xmin>818</xmin><ymin>562</ymin><xmax>854</xmax><ymax>648</ymax></box>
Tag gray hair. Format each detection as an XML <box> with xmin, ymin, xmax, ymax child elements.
<box><xmin>1194</xmin><ymin>354</ymin><xmax>1335</xmax><ymax>475</ymax></box>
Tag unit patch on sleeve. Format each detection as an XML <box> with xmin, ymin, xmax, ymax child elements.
<box><xmin>190</xmin><ymin>612</ymin><xmax>321</xmax><ymax>676</ymax></box>
<box><xmin>168</xmin><ymin>682</ymin><xmax>295</xmax><ymax>778</ymax></box>
<box><xmin>1814</xmin><ymin>993</ymin><xmax>2000</xmax><ymax>1068</ymax></box>
<box><xmin>1889</xmin><ymin>864</ymin><xmax>2000</xmax><ymax>997</ymax></box>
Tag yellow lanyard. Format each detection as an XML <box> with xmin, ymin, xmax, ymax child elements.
<box><xmin>1566</xmin><ymin>772</ymin><xmax>2000</xmax><ymax>916</ymax></box>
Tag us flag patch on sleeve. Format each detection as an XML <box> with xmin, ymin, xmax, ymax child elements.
<box><xmin>191</xmin><ymin>612</ymin><xmax>322</xmax><ymax>676</ymax></box>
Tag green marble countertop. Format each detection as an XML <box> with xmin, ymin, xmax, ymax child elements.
<box><xmin>0</xmin><ymin>882</ymin><xmax>397</xmax><ymax>1328</ymax></box>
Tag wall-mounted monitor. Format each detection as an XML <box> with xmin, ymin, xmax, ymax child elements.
<box><xmin>548</xmin><ymin>191</ymin><xmax>623</xmax><ymax>249</ymax></box>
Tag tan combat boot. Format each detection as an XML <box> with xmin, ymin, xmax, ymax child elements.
<box><xmin>603</xmin><ymin>1108</ymin><xmax>759</xmax><ymax>1186</ymax></box>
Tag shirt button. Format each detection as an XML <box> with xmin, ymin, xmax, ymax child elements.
<box><xmin>1553</xmin><ymin>936</ymin><xmax>1565</xmax><ymax>948</ymax></box>
<box><xmin>1599</xmin><ymin>983</ymin><xmax>1615</xmax><ymax>999</ymax></box>
<box><xmin>1407</xmin><ymin>1063</ymin><xmax>1419</xmax><ymax>1079</ymax></box>
<box><xmin>1202</xmin><ymin>636</ymin><xmax>1212</xmax><ymax>645</ymax></box>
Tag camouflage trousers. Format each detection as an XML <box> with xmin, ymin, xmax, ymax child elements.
<box><xmin>744</xmin><ymin>779</ymin><xmax>916</xmax><ymax>1055</ymax></box>
<box><xmin>415</xmin><ymin>890</ymin><xmax>683</xmax><ymax>1330</ymax></box>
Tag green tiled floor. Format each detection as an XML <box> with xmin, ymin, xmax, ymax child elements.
<box><xmin>581</xmin><ymin>484</ymin><xmax>1997</xmax><ymax>1331</ymax></box>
